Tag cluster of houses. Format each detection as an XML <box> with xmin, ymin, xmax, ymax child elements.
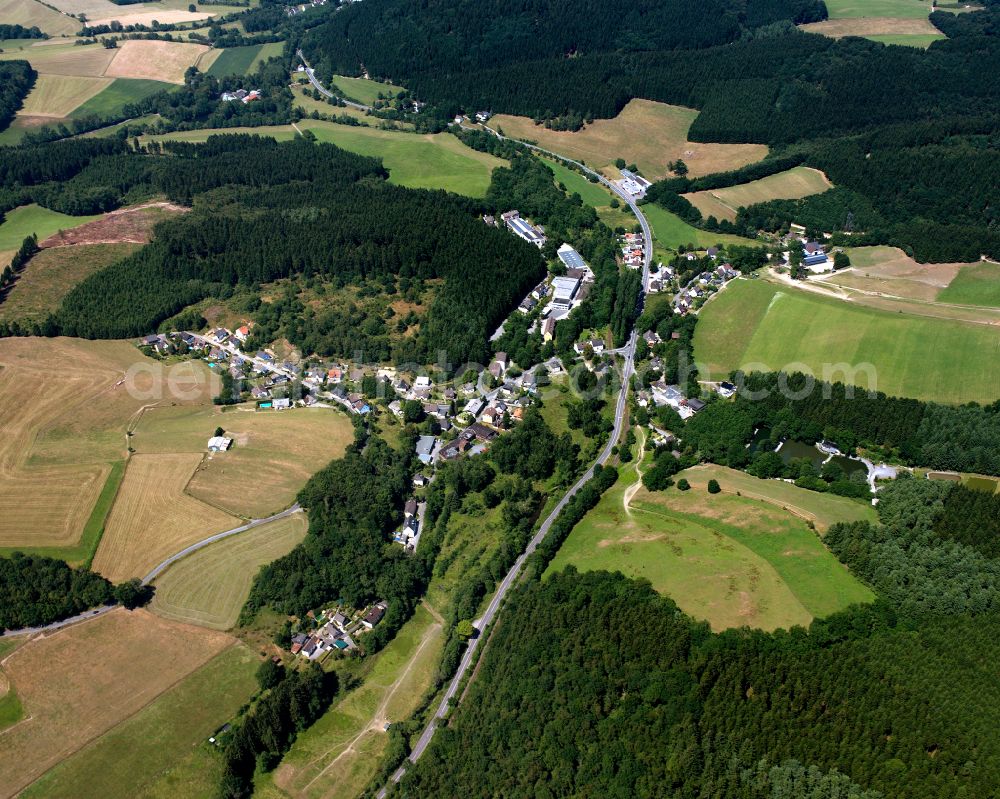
<box><xmin>617</xmin><ymin>168</ymin><xmax>652</xmax><ymax>199</ymax></box>
<box><xmin>285</xmin><ymin>0</ymin><xmax>330</xmax><ymax>16</ymax></box>
<box><xmin>291</xmin><ymin>601</ymin><xmax>386</xmax><ymax>661</ymax></box>
<box><xmin>674</xmin><ymin>260</ymin><xmax>740</xmax><ymax>313</ymax></box>
<box><xmin>220</xmin><ymin>89</ymin><xmax>261</xmax><ymax>104</ymax></box>
<box><xmin>647</xmin><ymin>263</ymin><xmax>674</xmax><ymax>294</ymax></box>
<box><xmin>621</xmin><ymin>232</ymin><xmax>645</xmax><ymax>268</ymax></box>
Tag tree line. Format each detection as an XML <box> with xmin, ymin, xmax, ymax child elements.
<box><xmin>0</xmin><ymin>61</ymin><xmax>35</xmax><ymax>134</ymax></box>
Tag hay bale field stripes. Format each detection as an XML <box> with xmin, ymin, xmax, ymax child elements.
<box><xmin>0</xmin><ymin>43</ymin><xmax>117</xmax><ymax>78</ymax></box>
<box><xmin>150</xmin><ymin>513</ymin><xmax>308</xmax><ymax>630</ymax></box>
<box><xmin>682</xmin><ymin>166</ymin><xmax>833</xmax><ymax>222</ymax></box>
<box><xmin>92</xmin><ymin>453</ymin><xmax>241</xmax><ymax>583</ymax></box>
<box><xmin>0</xmin><ymin>0</ymin><xmax>80</xmax><ymax>36</ymax></box>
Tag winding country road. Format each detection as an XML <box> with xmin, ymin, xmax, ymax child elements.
<box><xmin>0</xmin><ymin>505</ymin><xmax>304</xmax><ymax>639</ymax></box>
<box><xmin>378</xmin><ymin>133</ymin><xmax>653</xmax><ymax>796</ymax></box>
<box><xmin>296</xmin><ymin>49</ymin><xmax>373</xmax><ymax>112</ymax></box>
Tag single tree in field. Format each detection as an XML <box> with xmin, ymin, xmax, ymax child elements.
<box><xmin>707</xmin><ymin>479</ymin><xmax>721</xmax><ymax>494</ymax></box>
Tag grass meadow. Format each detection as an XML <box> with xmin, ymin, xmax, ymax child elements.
<box><xmin>266</xmin><ymin>603</ymin><xmax>444</xmax><ymax>799</ymax></box>
<box><xmin>546</xmin><ymin>453</ymin><xmax>873</xmax><ymax>631</ymax></box>
<box><xmin>0</xmin><ymin>609</ymin><xmax>235</xmax><ymax>798</ymax></box>
<box><xmin>329</xmin><ymin>74</ymin><xmax>401</xmax><ymax>106</ymax></box>
<box><xmin>70</xmin><ymin>77</ymin><xmax>172</xmax><ymax>118</ymax></box>
<box><xmin>490</xmin><ymin>99</ymin><xmax>768</xmax><ymax>179</ymax></box>
<box><xmin>823</xmin><ymin>0</ymin><xmax>935</xmax><ymax>18</ymax></box>
<box><xmin>18</xmin><ymin>643</ymin><xmax>257</xmax><ymax>799</ymax></box>
<box><xmin>642</xmin><ymin>201</ymin><xmax>758</xmax><ymax>251</ymax></box>
<box><xmin>144</xmin><ymin>121</ymin><xmax>506</xmax><ymax>197</ymax></box>
<box><xmin>682</xmin><ymin>166</ymin><xmax>832</xmax><ymax>222</ymax></box>
<box><xmin>864</xmin><ymin>32</ymin><xmax>946</xmax><ymax>47</ymax></box>
<box><xmin>0</xmin><ymin>205</ymin><xmax>102</xmax><ymax>252</ymax></box>
<box><xmin>0</xmin><ymin>243</ymin><xmax>139</xmax><ymax>324</ymax></box>
<box><xmin>937</xmin><ymin>261</ymin><xmax>1000</xmax><ymax>308</ymax></box>
<box><xmin>207</xmin><ymin>41</ymin><xmax>284</xmax><ymax>77</ymax></box>
<box><xmin>18</xmin><ymin>74</ymin><xmax>112</xmax><ymax>118</ymax></box>
<box><xmin>151</xmin><ymin>513</ymin><xmax>308</xmax><ymax>630</ymax></box>
<box><xmin>694</xmin><ymin>278</ymin><xmax>1000</xmax><ymax>403</ymax></box>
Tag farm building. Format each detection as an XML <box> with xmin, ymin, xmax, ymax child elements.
<box><xmin>207</xmin><ymin>436</ymin><xmax>233</xmax><ymax>452</ymax></box>
<box><xmin>557</xmin><ymin>243</ymin><xmax>587</xmax><ymax>270</ymax></box>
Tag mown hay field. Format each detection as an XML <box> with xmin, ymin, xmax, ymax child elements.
<box><xmin>329</xmin><ymin>74</ymin><xmax>401</xmax><ymax>106</ymax></box>
<box><xmin>693</xmin><ymin>278</ymin><xmax>1000</xmax><ymax>403</ymax></box>
<box><xmin>0</xmin><ymin>0</ymin><xmax>80</xmax><ymax>36</ymax></box>
<box><xmin>489</xmin><ymin>99</ymin><xmax>768</xmax><ymax>179</ymax></box>
<box><xmin>18</xmin><ymin>643</ymin><xmax>258</xmax><ymax>799</ymax></box>
<box><xmin>682</xmin><ymin>166</ymin><xmax>833</xmax><ymax>222</ymax></box>
<box><xmin>0</xmin><ymin>41</ymin><xmax>116</xmax><ymax>77</ymax></box>
<box><xmin>17</xmin><ymin>74</ymin><xmax>112</xmax><ymax>118</ymax></box>
<box><xmin>0</xmin><ymin>608</ymin><xmax>234</xmax><ymax>799</ymax></box>
<box><xmin>104</xmin><ymin>39</ymin><xmax>212</xmax><ymax>84</ymax></box>
<box><xmin>91</xmin><ymin>452</ymin><xmax>241</xmax><ymax>582</ymax></box>
<box><xmin>69</xmin><ymin>77</ymin><xmax>173</xmax><ymax>119</ymax></box>
<box><xmin>131</xmin><ymin>404</ymin><xmax>354</xmax><ymax>517</ymax></box>
<box><xmin>150</xmin><ymin>513</ymin><xmax>308</xmax><ymax>630</ymax></box>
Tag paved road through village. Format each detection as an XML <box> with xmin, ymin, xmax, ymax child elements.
<box><xmin>378</xmin><ymin>130</ymin><xmax>653</xmax><ymax>795</ymax></box>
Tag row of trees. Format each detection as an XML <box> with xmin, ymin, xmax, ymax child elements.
<box><xmin>0</xmin><ymin>553</ymin><xmax>150</xmax><ymax>631</ymax></box>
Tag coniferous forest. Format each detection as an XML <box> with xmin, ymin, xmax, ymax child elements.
<box><xmin>303</xmin><ymin>0</ymin><xmax>1000</xmax><ymax>260</ymax></box>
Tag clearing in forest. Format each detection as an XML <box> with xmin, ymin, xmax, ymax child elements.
<box><xmin>693</xmin><ymin>278</ymin><xmax>1000</xmax><ymax>404</ymax></box>
<box><xmin>546</xmin><ymin>456</ymin><xmax>874</xmax><ymax>632</ymax></box>
<box><xmin>104</xmin><ymin>40</ymin><xmax>212</xmax><ymax>84</ymax></box>
<box><xmin>489</xmin><ymin>99</ymin><xmax>768</xmax><ymax>179</ymax></box>
<box><xmin>150</xmin><ymin>514</ymin><xmax>308</xmax><ymax>630</ymax></box>
<box><xmin>681</xmin><ymin>166</ymin><xmax>833</xmax><ymax>222</ymax></box>
<box><xmin>91</xmin><ymin>452</ymin><xmax>241</xmax><ymax>583</ymax></box>
<box><xmin>39</xmin><ymin>201</ymin><xmax>187</xmax><ymax>248</ymax></box>
<box><xmin>0</xmin><ymin>608</ymin><xmax>234</xmax><ymax>799</ymax></box>
<box><xmin>18</xmin><ymin>643</ymin><xmax>257</xmax><ymax>799</ymax></box>
<box><xmin>267</xmin><ymin>604</ymin><xmax>444</xmax><ymax>799</ymax></box>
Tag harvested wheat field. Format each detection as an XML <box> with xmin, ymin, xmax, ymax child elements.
<box><xmin>0</xmin><ymin>0</ymin><xmax>80</xmax><ymax>36</ymax></box>
<box><xmin>0</xmin><ymin>338</ymin><xmax>145</xmax><ymax>550</ymax></box>
<box><xmin>18</xmin><ymin>75</ymin><xmax>113</xmax><ymax>118</ymax></box>
<box><xmin>0</xmin><ymin>608</ymin><xmax>234</xmax><ymax>799</ymax></box>
<box><xmin>91</xmin><ymin>8</ymin><xmax>213</xmax><ymax>27</ymax></box>
<box><xmin>0</xmin><ymin>43</ymin><xmax>117</xmax><ymax>77</ymax></box>
<box><xmin>682</xmin><ymin>166</ymin><xmax>833</xmax><ymax>222</ymax></box>
<box><xmin>489</xmin><ymin>99</ymin><xmax>767</xmax><ymax>179</ymax></box>
<box><xmin>131</xmin><ymin>404</ymin><xmax>354</xmax><ymax>517</ymax></box>
<box><xmin>801</xmin><ymin>17</ymin><xmax>942</xmax><ymax>37</ymax></box>
<box><xmin>40</xmin><ymin>201</ymin><xmax>187</xmax><ymax>247</ymax></box>
<box><xmin>92</xmin><ymin>453</ymin><xmax>240</xmax><ymax>583</ymax></box>
<box><xmin>105</xmin><ymin>40</ymin><xmax>211</xmax><ymax>84</ymax></box>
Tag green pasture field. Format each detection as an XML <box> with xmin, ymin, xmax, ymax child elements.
<box><xmin>19</xmin><ymin>644</ymin><xmax>258</xmax><ymax>799</ymax></box>
<box><xmin>546</xmin><ymin>455</ymin><xmax>873</xmax><ymax>631</ymax></box>
<box><xmin>694</xmin><ymin>278</ymin><xmax>1000</xmax><ymax>404</ymax></box>
<box><xmin>261</xmin><ymin>604</ymin><xmax>444</xmax><ymax>799</ymax></box>
<box><xmin>329</xmin><ymin>74</ymin><xmax>400</xmax><ymax>106</ymax></box>
<box><xmin>0</xmin><ymin>205</ymin><xmax>102</xmax><ymax>251</ymax></box>
<box><xmin>642</xmin><ymin>201</ymin><xmax>758</xmax><ymax>251</ymax></box>
<box><xmin>937</xmin><ymin>261</ymin><xmax>1000</xmax><ymax>308</ymax></box>
<box><xmin>824</xmin><ymin>0</ymin><xmax>934</xmax><ymax>18</ymax></box>
<box><xmin>71</xmin><ymin>78</ymin><xmax>172</xmax><ymax>118</ymax></box>
<box><xmin>150</xmin><ymin>514</ymin><xmax>307</xmax><ymax>630</ymax></box>
<box><xmin>143</xmin><ymin>121</ymin><xmax>506</xmax><ymax>197</ymax></box>
<box><xmin>19</xmin><ymin>74</ymin><xmax>112</xmax><ymax>118</ymax></box>
<box><xmin>541</xmin><ymin>157</ymin><xmax>618</xmax><ymax>208</ymax></box>
<box><xmin>0</xmin><ymin>684</ymin><xmax>23</xmax><ymax>731</ymax></box>
<box><xmin>298</xmin><ymin>120</ymin><xmax>506</xmax><ymax>197</ymax></box>
<box><xmin>207</xmin><ymin>41</ymin><xmax>283</xmax><ymax>77</ymax></box>
<box><xmin>865</xmin><ymin>33</ymin><xmax>945</xmax><ymax>46</ymax></box>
